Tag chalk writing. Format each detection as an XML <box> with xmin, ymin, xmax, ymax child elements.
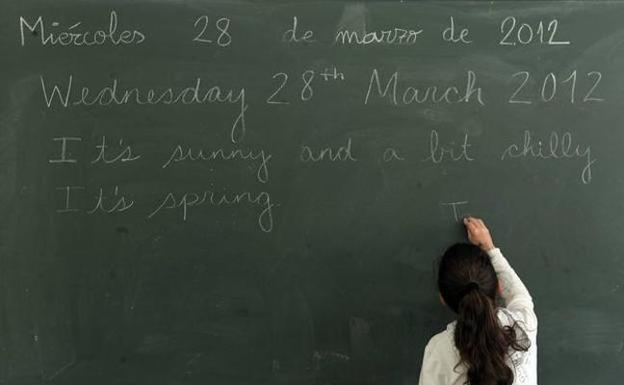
<box><xmin>87</xmin><ymin>186</ymin><xmax>134</xmax><ymax>214</ymax></box>
<box><xmin>161</xmin><ymin>145</ymin><xmax>272</xmax><ymax>183</ymax></box>
<box><xmin>441</xmin><ymin>201</ymin><xmax>469</xmax><ymax>222</ymax></box>
<box><xmin>508</xmin><ymin>70</ymin><xmax>604</xmax><ymax>104</ymax></box>
<box><xmin>422</xmin><ymin>130</ymin><xmax>474</xmax><ymax>164</ymax></box>
<box><xmin>19</xmin><ymin>11</ymin><xmax>145</xmax><ymax>47</ymax></box>
<box><xmin>499</xmin><ymin>17</ymin><xmax>570</xmax><ymax>46</ymax></box>
<box><xmin>266</xmin><ymin>73</ymin><xmax>290</xmax><ymax>105</ymax></box>
<box><xmin>56</xmin><ymin>186</ymin><xmax>84</xmax><ymax>213</ymax></box>
<box><xmin>382</xmin><ymin>148</ymin><xmax>405</xmax><ymax>162</ymax></box>
<box><xmin>320</xmin><ymin>67</ymin><xmax>344</xmax><ymax>81</ymax></box>
<box><xmin>39</xmin><ymin>75</ymin><xmax>248</xmax><ymax>142</ymax></box>
<box><xmin>49</xmin><ymin>137</ymin><xmax>81</xmax><ymax>164</ymax></box>
<box><xmin>300</xmin><ymin>138</ymin><xmax>357</xmax><ymax>162</ymax></box>
<box><xmin>501</xmin><ymin>131</ymin><xmax>596</xmax><ymax>184</ymax></box>
<box><xmin>282</xmin><ymin>16</ymin><xmax>315</xmax><ymax>43</ymax></box>
<box><xmin>91</xmin><ymin>136</ymin><xmax>141</xmax><ymax>164</ymax></box>
<box><xmin>443</xmin><ymin>17</ymin><xmax>472</xmax><ymax>44</ymax></box>
<box><xmin>364</xmin><ymin>69</ymin><xmax>485</xmax><ymax>106</ymax></box>
<box><xmin>266</xmin><ymin>69</ymin><xmax>336</xmax><ymax>104</ymax></box>
<box><xmin>193</xmin><ymin>16</ymin><xmax>231</xmax><ymax>46</ymax></box>
<box><xmin>335</xmin><ymin>28</ymin><xmax>423</xmax><ymax>45</ymax></box>
<box><xmin>148</xmin><ymin>189</ymin><xmax>275</xmax><ymax>232</ymax></box>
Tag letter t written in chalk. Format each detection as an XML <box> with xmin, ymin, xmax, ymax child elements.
<box><xmin>441</xmin><ymin>201</ymin><xmax>469</xmax><ymax>222</ymax></box>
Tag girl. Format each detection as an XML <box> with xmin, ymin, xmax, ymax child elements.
<box><xmin>419</xmin><ymin>217</ymin><xmax>537</xmax><ymax>385</ymax></box>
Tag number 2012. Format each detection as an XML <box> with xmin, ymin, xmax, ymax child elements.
<box><xmin>499</xmin><ymin>17</ymin><xmax>570</xmax><ymax>46</ymax></box>
<box><xmin>509</xmin><ymin>70</ymin><xmax>604</xmax><ymax>104</ymax></box>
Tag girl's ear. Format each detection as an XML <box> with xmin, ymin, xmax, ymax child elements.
<box><xmin>438</xmin><ymin>292</ymin><xmax>446</xmax><ymax>306</ymax></box>
<box><xmin>497</xmin><ymin>280</ymin><xmax>504</xmax><ymax>296</ymax></box>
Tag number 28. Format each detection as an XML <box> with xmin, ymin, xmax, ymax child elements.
<box><xmin>193</xmin><ymin>16</ymin><xmax>231</xmax><ymax>47</ymax></box>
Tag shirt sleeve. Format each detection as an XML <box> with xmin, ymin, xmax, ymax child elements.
<box><xmin>418</xmin><ymin>339</ymin><xmax>448</xmax><ymax>385</ymax></box>
<box><xmin>487</xmin><ymin>248</ymin><xmax>538</xmax><ymax>332</ymax></box>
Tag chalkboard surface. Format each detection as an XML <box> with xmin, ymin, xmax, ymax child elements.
<box><xmin>1</xmin><ymin>1</ymin><xmax>624</xmax><ymax>384</ymax></box>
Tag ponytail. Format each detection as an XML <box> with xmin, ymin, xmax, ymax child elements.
<box><xmin>456</xmin><ymin>288</ymin><xmax>515</xmax><ymax>385</ymax></box>
<box><xmin>438</xmin><ymin>244</ymin><xmax>529</xmax><ymax>385</ymax></box>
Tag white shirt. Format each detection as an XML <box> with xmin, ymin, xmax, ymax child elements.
<box><xmin>418</xmin><ymin>248</ymin><xmax>538</xmax><ymax>385</ymax></box>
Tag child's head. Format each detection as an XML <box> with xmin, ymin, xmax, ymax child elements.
<box><xmin>437</xmin><ymin>243</ymin><xmax>498</xmax><ymax>311</ymax></box>
<box><xmin>436</xmin><ymin>243</ymin><xmax>526</xmax><ymax>385</ymax></box>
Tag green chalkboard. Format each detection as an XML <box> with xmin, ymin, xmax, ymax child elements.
<box><xmin>1</xmin><ymin>1</ymin><xmax>624</xmax><ymax>384</ymax></box>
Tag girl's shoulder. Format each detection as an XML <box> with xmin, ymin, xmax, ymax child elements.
<box><xmin>423</xmin><ymin>327</ymin><xmax>460</xmax><ymax>371</ymax></box>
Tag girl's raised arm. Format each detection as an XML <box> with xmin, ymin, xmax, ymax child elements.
<box><xmin>464</xmin><ymin>217</ymin><xmax>537</xmax><ymax>332</ymax></box>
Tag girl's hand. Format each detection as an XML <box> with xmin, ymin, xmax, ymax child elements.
<box><xmin>463</xmin><ymin>217</ymin><xmax>495</xmax><ymax>251</ymax></box>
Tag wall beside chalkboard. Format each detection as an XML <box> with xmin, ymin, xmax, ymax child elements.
<box><xmin>1</xmin><ymin>1</ymin><xmax>624</xmax><ymax>384</ymax></box>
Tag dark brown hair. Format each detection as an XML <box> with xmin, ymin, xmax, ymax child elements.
<box><xmin>437</xmin><ymin>243</ymin><xmax>529</xmax><ymax>385</ymax></box>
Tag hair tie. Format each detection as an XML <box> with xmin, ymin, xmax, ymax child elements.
<box><xmin>462</xmin><ymin>281</ymin><xmax>480</xmax><ymax>296</ymax></box>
